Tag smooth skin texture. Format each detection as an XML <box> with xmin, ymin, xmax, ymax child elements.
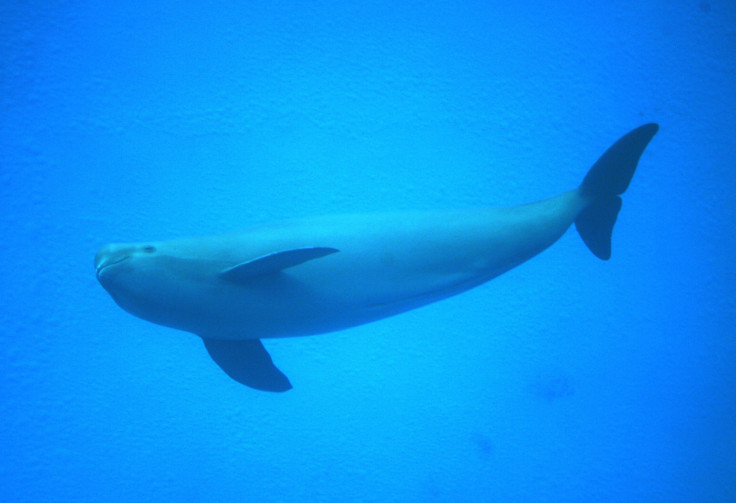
<box><xmin>96</xmin><ymin>124</ymin><xmax>658</xmax><ymax>391</ymax></box>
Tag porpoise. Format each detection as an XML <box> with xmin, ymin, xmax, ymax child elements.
<box><xmin>96</xmin><ymin>123</ymin><xmax>658</xmax><ymax>391</ymax></box>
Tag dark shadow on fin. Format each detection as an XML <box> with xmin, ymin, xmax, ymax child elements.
<box><xmin>580</xmin><ymin>123</ymin><xmax>659</xmax><ymax>198</ymax></box>
<box><xmin>203</xmin><ymin>338</ymin><xmax>292</xmax><ymax>392</ymax></box>
<box><xmin>575</xmin><ymin>196</ymin><xmax>621</xmax><ymax>260</ymax></box>
<box><xmin>576</xmin><ymin>123</ymin><xmax>658</xmax><ymax>260</ymax></box>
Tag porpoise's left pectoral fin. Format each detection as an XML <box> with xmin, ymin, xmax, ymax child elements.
<box><xmin>220</xmin><ymin>247</ymin><xmax>339</xmax><ymax>282</ymax></box>
<box><xmin>203</xmin><ymin>338</ymin><xmax>292</xmax><ymax>392</ymax></box>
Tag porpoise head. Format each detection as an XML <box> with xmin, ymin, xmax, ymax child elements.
<box><xmin>95</xmin><ymin>242</ymin><xmax>203</xmax><ymax>330</ymax></box>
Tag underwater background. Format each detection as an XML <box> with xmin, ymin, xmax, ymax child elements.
<box><xmin>2</xmin><ymin>1</ymin><xmax>735</xmax><ymax>501</ymax></box>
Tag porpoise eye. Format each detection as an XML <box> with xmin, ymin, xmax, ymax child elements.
<box><xmin>142</xmin><ymin>245</ymin><xmax>157</xmax><ymax>253</ymax></box>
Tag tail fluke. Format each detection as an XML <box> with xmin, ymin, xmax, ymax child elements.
<box><xmin>576</xmin><ymin>123</ymin><xmax>659</xmax><ymax>260</ymax></box>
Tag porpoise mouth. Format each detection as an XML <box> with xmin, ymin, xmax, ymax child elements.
<box><xmin>95</xmin><ymin>255</ymin><xmax>130</xmax><ymax>279</ymax></box>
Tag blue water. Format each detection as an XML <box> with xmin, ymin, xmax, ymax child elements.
<box><xmin>2</xmin><ymin>1</ymin><xmax>735</xmax><ymax>501</ymax></box>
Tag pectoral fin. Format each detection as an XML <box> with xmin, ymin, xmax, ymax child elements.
<box><xmin>203</xmin><ymin>338</ymin><xmax>292</xmax><ymax>392</ymax></box>
<box><xmin>220</xmin><ymin>247</ymin><xmax>339</xmax><ymax>282</ymax></box>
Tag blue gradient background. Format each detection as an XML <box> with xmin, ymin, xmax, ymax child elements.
<box><xmin>2</xmin><ymin>1</ymin><xmax>735</xmax><ymax>501</ymax></box>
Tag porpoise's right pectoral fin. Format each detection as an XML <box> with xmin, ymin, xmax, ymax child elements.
<box><xmin>203</xmin><ymin>338</ymin><xmax>292</xmax><ymax>392</ymax></box>
<box><xmin>220</xmin><ymin>247</ymin><xmax>339</xmax><ymax>282</ymax></box>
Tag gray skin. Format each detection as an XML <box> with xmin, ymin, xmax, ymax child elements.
<box><xmin>96</xmin><ymin>124</ymin><xmax>658</xmax><ymax>392</ymax></box>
